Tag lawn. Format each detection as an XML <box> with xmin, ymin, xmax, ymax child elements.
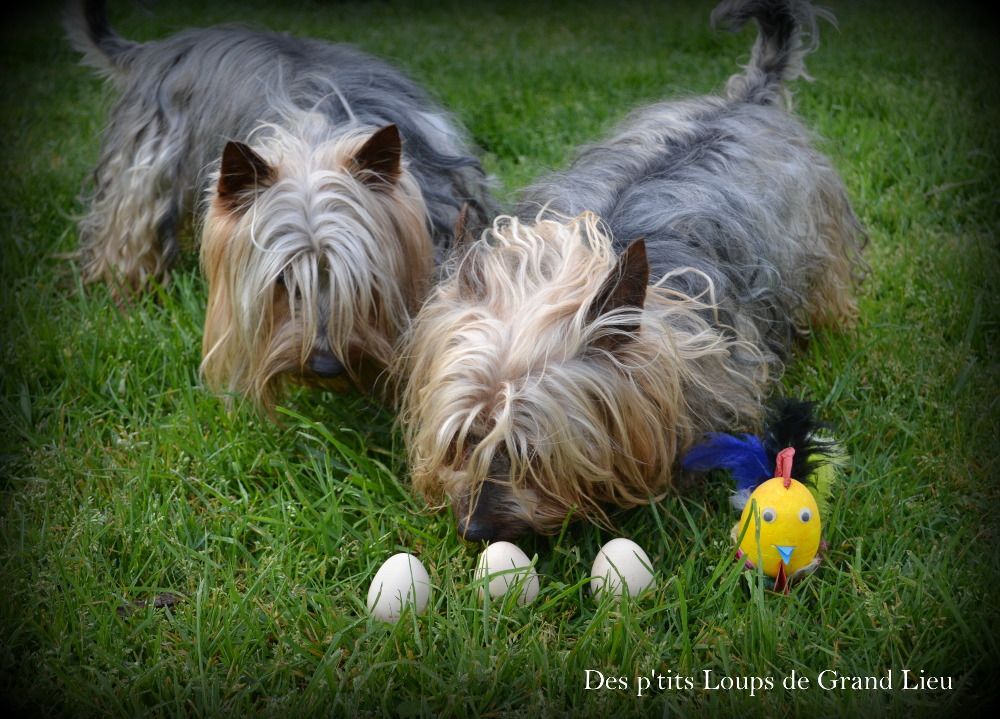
<box><xmin>1</xmin><ymin>0</ymin><xmax>998</xmax><ymax>716</ymax></box>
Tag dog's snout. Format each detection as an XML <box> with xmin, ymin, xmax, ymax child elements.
<box><xmin>456</xmin><ymin>509</ymin><xmax>529</xmax><ymax>542</ymax></box>
<box><xmin>453</xmin><ymin>477</ymin><xmax>530</xmax><ymax>542</ymax></box>
<box><xmin>454</xmin><ymin>481</ymin><xmax>504</xmax><ymax>542</ymax></box>
<box><xmin>456</xmin><ymin>515</ymin><xmax>497</xmax><ymax>542</ymax></box>
<box><xmin>307</xmin><ymin>349</ymin><xmax>344</xmax><ymax>378</ymax></box>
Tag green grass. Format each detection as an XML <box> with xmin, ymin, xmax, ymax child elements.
<box><xmin>1</xmin><ymin>0</ymin><xmax>998</xmax><ymax>716</ymax></box>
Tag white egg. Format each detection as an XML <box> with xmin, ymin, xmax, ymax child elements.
<box><xmin>367</xmin><ymin>553</ymin><xmax>432</xmax><ymax>622</ymax></box>
<box><xmin>474</xmin><ymin>541</ymin><xmax>539</xmax><ymax>606</ymax></box>
<box><xmin>590</xmin><ymin>538</ymin><xmax>655</xmax><ymax>599</ymax></box>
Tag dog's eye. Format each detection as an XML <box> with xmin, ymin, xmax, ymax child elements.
<box><xmin>276</xmin><ymin>270</ymin><xmax>303</xmax><ymax>299</ymax></box>
<box><xmin>443</xmin><ymin>438</ymin><xmax>458</xmax><ymax>465</ymax></box>
<box><xmin>443</xmin><ymin>436</ymin><xmax>478</xmax><ymax>467</ymax></box>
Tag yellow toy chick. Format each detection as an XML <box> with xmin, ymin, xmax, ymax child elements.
<box><xmin>735</xmin><ymin>448</ymin><xmax>822</xmax><ymax>592</ymax></box>
<box><xmin>682</xmin><ymin>400</ymin><xmax>843</xmax><ymax>594</ymax></box>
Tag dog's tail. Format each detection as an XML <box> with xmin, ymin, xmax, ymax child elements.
<box><xmin>63</xmin><ymin>0</ymin><xmax>138</xmax><ymax>78</ymax></box>
<box><xmin>711</xmin><ymin>0</ymin><xmax>833</xmax><ymax>106</ymax></box>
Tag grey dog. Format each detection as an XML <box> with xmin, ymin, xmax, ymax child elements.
<box><xmin>400</xmin><ymin>0</ymin><xmax>866</xmax><ymax>540</ymax></box>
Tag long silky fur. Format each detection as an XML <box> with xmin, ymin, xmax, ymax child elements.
<box><xmin>397</xmin><ymin>0</ymin><xmax>866</xmax><ymax>537</ymax></box>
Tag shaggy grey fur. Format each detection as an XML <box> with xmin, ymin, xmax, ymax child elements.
<box><xmin>517</xmin><ymin>0</ymin><xmax>865</xmax><ymax>374</ymax></box>
<box><xmin>66</xmin><ymin>0</ymin><xmax>496</xmax><ymax>283</ymax></box>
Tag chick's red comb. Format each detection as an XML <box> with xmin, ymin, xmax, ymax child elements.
<box><xmin>775</xmin><ymin>447</ymin><xmax>795</xmax><ymax>488</ymax></box>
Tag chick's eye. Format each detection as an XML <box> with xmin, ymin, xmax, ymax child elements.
<box><xmin>762</xmin><ymin>508</ymin><xmax>776</xmax><ymax>523</ymax></box>
<box><xmin>799</xmin><ymin>508</ymin><xmax>812</xmax><ymax>523</ymax></box>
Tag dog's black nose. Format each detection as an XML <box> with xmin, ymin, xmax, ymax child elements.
<box><xmin>307</xmin><ymin>350</ymin><xmax>344</xmax><ymax>378</ymax></box>
<box><xmin>456</xmin><ymin>515</ymin><xmax>496</xmax><ymax>542</ymax></box>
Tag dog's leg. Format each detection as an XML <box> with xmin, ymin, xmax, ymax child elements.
<box><xmin>78</xmin><ymin>118</ymin><xmax>187</xmax><ymax>293</ymax></box>
<box><xmin>804</xmin><ymin>177</ymin><xmax>867</xmax><ymax>329</ymax></box>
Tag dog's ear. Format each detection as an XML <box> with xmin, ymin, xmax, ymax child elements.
<box><xmin>586</xmin><ymin>238</ymin><xmax>648</xmax><ymax>349</ymax></box>
<box><xmin>454</xmin><ymin>203</ymin><xmax>490</xmax><ymax>298</ymax></box>
<box><xmin>351</xmin><ymin>124</ymin><xmax>402</xmax><ymax>188</ymax></box>
<box><xmin>217</xmin><ymin>141</ymin><xmax>275</xmax><ymax>212</ymax></box>
<box><xmin>453</xmin><ymin>203</ymin><xmax>482</xmax><ymax>249</ymax></box>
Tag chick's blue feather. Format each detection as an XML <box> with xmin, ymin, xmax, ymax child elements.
<box><xmin>681</xmin><ymin>433</ymin><xmax>771</xmax><ymax>492</ymax></box>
